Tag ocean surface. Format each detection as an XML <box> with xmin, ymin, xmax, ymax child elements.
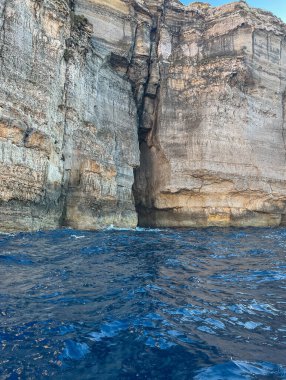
<box><xmin>0</xmin><ymin>227</ymin><xmax>286</xmax><ymax>379</ymax></box>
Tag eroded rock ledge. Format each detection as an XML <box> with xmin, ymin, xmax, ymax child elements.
<box><xmin>0</xmin><ymin>0</ymin><xmax>285</xmax><ymax>231</ymax></box>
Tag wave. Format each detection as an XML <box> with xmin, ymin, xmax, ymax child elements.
<box><xmin>104</xmin><ymin>224</ymin><xmax>162</xmax><ymax>232</ymax></box>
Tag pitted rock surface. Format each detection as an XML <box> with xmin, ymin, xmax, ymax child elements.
<box><xmin>0</xmin><ymin>0</ymin><xmax>285</xmax><ymax>231</ymax></box>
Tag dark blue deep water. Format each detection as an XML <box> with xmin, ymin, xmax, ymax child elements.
<box><xmin>0</xmin><ymin>227</ymin><xmax>286</xmax><ymax>379</ymax></box>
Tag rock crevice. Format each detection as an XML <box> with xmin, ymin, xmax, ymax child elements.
<box><xmin>133</xmin><ymin>0</ymin><xmax>286</xmax><ymax>227</ymax></box>
<box><xmin>0</xmin><ymin>0</ymin><xmax>286</xmax><ymax>231</ymax></box>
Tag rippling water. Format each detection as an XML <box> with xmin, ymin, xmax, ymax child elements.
<box><xmin>0</xmin><ymin>227</ymin><xmax>286</xmax><ymax>379</ymax></box>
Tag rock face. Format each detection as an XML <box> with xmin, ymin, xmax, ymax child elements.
<box><xmin>0</xmin><ymin>0</ymin><xmax>285</xmax><ymax>231</ymax></box>
<box><xmin>133</xmin><ymin>1</ymin><xmax>286</xmax><ymax>227</ymax></box>
<box><xmin>0</xmin><ymin>0</ymin><xmax>140</xmax><ymax>231</ymax></box>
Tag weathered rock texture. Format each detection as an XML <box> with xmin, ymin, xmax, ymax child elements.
<box><xmin>0</xmin><ymin>0</ymin><xmax>285</xmax><ymax>231</ymax></box>
<box><xmin>0</xmin><ymin>0</ymin><xmax>140</xmax><ymax>231</ymax></box>
<box><xmin>133</xmin><ymin>1</ymin><xmax>286</xmax><ymax>227</ymax></box>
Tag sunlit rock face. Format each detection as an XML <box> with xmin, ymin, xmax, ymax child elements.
<box><xmin>0</xmin><ymin>0</ymin><xmax>285</xmax><ymax>231</ymax></box>
<box><xmin>61</xmin><ymin>0</ymin><xmax>140</xmax><ymax>230</ymax></box>
<box><xmin>133</xmin><ymin>1</ymin><xmax>286</xmax><ymax>227</ymax></box>
<box><xmin>0</xmin><ymin>0</ymin><xmax>70</xmax><ymax>231</ymax></box>
<box><xmin>0</xmin><ymin>0</ymin><xmax>139</xmax><ymax>231</ymax></box>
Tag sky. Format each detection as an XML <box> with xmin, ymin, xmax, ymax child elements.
<box><xmin>181</xmin><ymin>0</ymin><xmax>286</xmax><ymax>22</ymax></box>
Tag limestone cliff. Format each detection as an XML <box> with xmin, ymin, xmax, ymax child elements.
<box><xmin>133</xmin><ymin>0</ymin><xmax>286</xmax><ymax>227</ymax></box>
<box><xmin>0</xmin><ymin>0</ymin><xmax>285</xmax><ymax>231</ymax></box>
<box><xmin>0</xmin><ymin>0</ymin><xmax>140</xmax><ymax>231</ymax></box>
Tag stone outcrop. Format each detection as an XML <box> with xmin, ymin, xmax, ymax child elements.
<box><xmin>0</xmin><ymin>0</ymin><xmax>285</xmax><ymax>231</ymax></box>
<box><xmin>133</xmin><ymin>0</ymin><xmax>286</xmax><ymax>227</ymax></box>
<box><xmin>0</xmin><ymin>0</ymin><xmax>140</xmax><ymax>231</ymax></box>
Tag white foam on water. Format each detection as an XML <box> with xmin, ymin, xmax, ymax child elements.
<box><xmin>104</xmin><ymin>224</ymin><xmax>162</xmax><ymax>232</ymax></box>
<box><xmin>70</xmin><ymin>234</ymin><xmax>86</xmax><ymax>239</ymax></box>
<box><xmin>105</xmin><ymin>224</ymin><xmax>133</xmax><ymax>231</ymax></box>
<box><xmin>0</xmin><ymin>232</ymin><xmax>16</xmax><ymax>236</ymax></box>
<box><xmin>135</xmin><ymin>226</ymin><xmax>163</xmax><ymax>232</ymax></box>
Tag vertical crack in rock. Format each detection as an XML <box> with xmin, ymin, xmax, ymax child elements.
<box><xmin>140</xmin><ymin>0</ymin><xmax>168</xmax><ymax>138</ymax></box>
<box><xmin>0</xmin><ymin>0</ymin><xmax>286</xmax><ymax>231</ymax></box>
<box><xmin>59</xmin><ymin>52</ymin><xmax>71</xmax><ymax>226</ymax></box>
<box><xmin>130</xmin><ymin>0</ymin><xmax>171</xmax><ymax>224</ymax></box>
<box><xmin>132</xmin><ymin>0</ymin><xmax>286</xmax><ymax>228</ymax></box>
<box><xmin>126</xmin><ymin>23</ymin><xmax>138</xmax><ymax>78</ymax></box>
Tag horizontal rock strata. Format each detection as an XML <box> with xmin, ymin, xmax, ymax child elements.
<box><xmin>0</xmin><ymin>0</ymin><xmax>140</xmax><ymax>231</ymax></box>
<box><xmin>133</xmin><ymin>1</ymin><xmax>286</xmax><ymax>227</ymax></box>
<box><xmin>0</xmin><ymin>0</ymin><xmax>285</xmax><ymax>231</ymax></box>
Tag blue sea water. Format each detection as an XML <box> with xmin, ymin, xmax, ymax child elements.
<box><xmin>0</xmin><ymin>227</ymin><xmax>286</xmax><ymax>379</ymax></box>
